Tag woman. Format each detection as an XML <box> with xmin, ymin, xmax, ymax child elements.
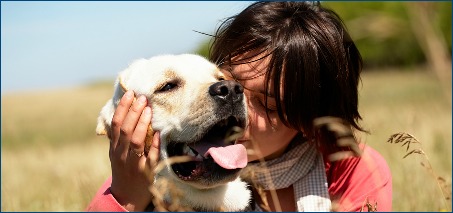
<box><xmin>86</xmin><ymin>2</ymin><xmax>392</xmax><ymax>211</ymax></box>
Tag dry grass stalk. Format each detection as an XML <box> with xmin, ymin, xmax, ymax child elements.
<box><xmin>360</xmin><ymin>197</ymin><xmax>378</xmax><ymax>212</ymax></box>
<box><xmin>152</xmin><ymin>156</ymin><xmax>193</xmax><ymax>176</ymax></box>
<box><xmin>387</xmin><ymin>132</ymin><xmax>452</xmax><ymax>211</ymax></box>
<box><xmin>387</xmin><ymin>132</ymin><xmax>420</xmax><ymax>152</ymax></box>
<box><xmin>141</xmin><ymin>126</ymin><xmax>249</xmax><ymax>211</ymax></box>
<box><xmin>242</xmin><ymin>142</ymin><xmax>281</xmax><ymax>212</ymax></box>
<box><xmin>142</xmin><ymin>116</ymin><xmax>366</xmax><ymax>212</ymax></box>
<box><xmin>315</xmin><ymin>116</ymin><xmax>389</xmax><ymax>212</ymax></box>
<box><xmin>240</xmin><ymin>166</ymin><xmax>271</xmax><ymax>211</ymax></box>
<box><xmin>313</xmin><ymin>116</ymin><xmax>362</xmax><ymax>161</ymax></box>
<box><xmin>145</xmin><ymin>155</ymin><xmax>233</xmax><ymax>211</ymax></box>
<box><xmin>145</xmin><ymin>156</ymin><xmax>195</xmax><ymax>211</ymax></box>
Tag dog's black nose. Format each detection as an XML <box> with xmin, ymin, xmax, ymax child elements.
<box><xmin>209</xmin><ymin>80</ymin><xmax>244</xmax><ymax>103</ymax></box>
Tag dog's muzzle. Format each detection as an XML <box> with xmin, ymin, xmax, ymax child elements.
<box><xmin>167</xmin><ymin>80</ymin><xmax>248</xmax><ymax>186</ymax></box>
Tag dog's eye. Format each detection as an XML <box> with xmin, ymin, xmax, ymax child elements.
<box><xmin>159</xmin><ymin>83</ymin><xmax>177</xmax><ymax>92</ymax></box>
<box><xmin>218</xmin><ymin>77</ymin><xmax>225</xmax><ymax>81</ymax></box>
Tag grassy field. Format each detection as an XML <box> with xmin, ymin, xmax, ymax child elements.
<box><xmin>2</xmin><ymin>68</ymin><xmax>451</xmax><ymax>211</ymax></box>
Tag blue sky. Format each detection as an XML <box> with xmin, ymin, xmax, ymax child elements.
<box><xmin>1</xmin><ymin>1</ymin><xmax>253</xmax><ymax>93</ymax></box>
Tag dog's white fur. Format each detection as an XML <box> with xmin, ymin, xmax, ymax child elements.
<box><xmin>96</xmin><ymin>54</ymin><xmax>251</xmax><ymax>211</ymax></box>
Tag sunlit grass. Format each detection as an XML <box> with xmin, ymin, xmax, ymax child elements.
<box><xmin>1</xmin><ymin>83</ymin><xmax>114</xmax><ymax>149</ymax></box>
<box><xmin>358</xmin><ymin>68</ymin><xmax>452</xmax><ymax>211</ymax></box>
<box><xmin>1</xmin><ymin>139</ymin><xmax>110</xmax><ymax>211</ymax></box>
<box><xmin>1</xmin><ymin>69</ymin><xmax>451</xmax><ymax>211</ymax></box>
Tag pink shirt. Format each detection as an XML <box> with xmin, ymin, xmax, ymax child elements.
<box><xmin>86</xmin><ymin>144</ymin><xmax>392</xmax><ymax>212</ymax></box>
<box><xmin>85</xmin><ymin>176</ymin><xmax>128</xmax><ymax>212</ymax></box>
<box><xmin>325</xmin><ymin>144</ymin><xmax>392</xmax><ymax>211</ymax></box>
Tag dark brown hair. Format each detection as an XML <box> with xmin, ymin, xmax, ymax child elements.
<box><xmin>210</xmin><ymin>2</ymin><xmax>364</xmax><ymax>149</ymax></box>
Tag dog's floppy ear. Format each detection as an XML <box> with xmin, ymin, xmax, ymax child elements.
<box><xmin>95</xmin><ymin>76</ymin><xmax>127</xmax><ymax>137</ymax></box>
<box><xmin>95</xmin><ymin>75</ymin><xmax>155</xmax><ymax>154</ymax></box>
<box><xmin>96</xmin><ymin>98</ymin><xmax>115</xmax><ymax>137</ymax></box>
<box><xmin>96</xmin><ymin>116</ymin><xmax>109</xmax><ymax>135</ymax></box>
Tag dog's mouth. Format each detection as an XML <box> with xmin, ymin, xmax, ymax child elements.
<box><xmin>167</xmin><ymin>116</ymin><xmax>247</xmax><ymax>183</ymax></box>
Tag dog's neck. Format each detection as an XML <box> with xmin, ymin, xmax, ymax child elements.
<box><xmin>155</xmin><ymin>173</ymin><xmax>251</xmax><ymax>211</ymax></box>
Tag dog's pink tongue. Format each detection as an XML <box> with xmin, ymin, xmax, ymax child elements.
<box><xmin>204</xmin><ymin>144</ymin><xmax>248</xmax><ymax>169</ymax></box>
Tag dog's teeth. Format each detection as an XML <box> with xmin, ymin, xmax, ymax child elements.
<box><xmin>183</xmin><ymin>144</ymin><xmax>191</xmax><ymax>155</ymax></box>
<box><xmin>188</xmin><ymin>148</ymin><xmax>197</xmax><ymax>157</ymax></box>
<box><xmin>183</xmin><ymin>145</ymin><xmax>198</xmax><ymax>157</ymax></box>
<box><xmin>195</xmin><ymin>153</ymin><xmax>204</xmax><ymax>160</ymax></box>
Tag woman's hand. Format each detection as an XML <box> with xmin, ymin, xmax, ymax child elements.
<box><xmin>108</xmin><ymin>90</ymin><xmax>160</xmax><ymax>211</ymax></box>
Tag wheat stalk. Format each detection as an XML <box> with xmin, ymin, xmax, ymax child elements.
<box><xmin>313</xmin><ymin>116</ymin><xmax>362</xmax><ymax>162</ymax></box>
<box><xmin>142</xmin><ymin>116</ymin><xmax>366</xmax><ymax>212</ymax></box>
<box><xmin>144</xmin><ymin>155</ymin><xmax>196</xmax><ymax>211</ymax></box>
<box><xmin>388</xmin><ymin>132</ymin><xmax>452</xmax><ymax>211</ymax></box>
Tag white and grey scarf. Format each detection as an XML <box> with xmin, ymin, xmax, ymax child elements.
<box><xmin>242</xmin><ymin>140</ymin><xmax>331</xmax><ymax>211</ymax></box>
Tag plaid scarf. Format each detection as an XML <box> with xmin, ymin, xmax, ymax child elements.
<box><xmin>242</xmin><ymin>140</ymin><xmax>331</xmax><ymax>211</ymax></box>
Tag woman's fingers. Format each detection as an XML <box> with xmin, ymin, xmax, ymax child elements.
<box><xmin>115</xmin><ymin>95</ymin><xmax>148</xmax><ymax>159</ymax></box>
<box><xmin>108</xmin><ymin>91</ymin><xmax>156</xmax><ymax>211</ymax></box>
<box><xmin>110</xmin><ymin>91</ymin><xmax>135</xmax><ymax>154</ymax></box>
<box><xmin>127</xmin><ymin>106</ymin><xmax>152</xmax><ymax>170</ymax></box>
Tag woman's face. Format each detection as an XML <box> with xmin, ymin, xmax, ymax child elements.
<box><xmin>222</xmin><ymin>58</ymin><xmax>298</xmax><ymax>162</ymax></box>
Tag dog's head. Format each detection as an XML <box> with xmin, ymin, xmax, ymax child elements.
<box><xmin>97</xmin><ymin>54</ymin><xmax>248</xmax><ymax>189</ymax></box>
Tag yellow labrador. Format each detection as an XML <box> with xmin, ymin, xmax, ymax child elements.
<box><xmin>96</xmin><ymin>54</ymin><xmax>251</xmax><ymax>211</ymax></box>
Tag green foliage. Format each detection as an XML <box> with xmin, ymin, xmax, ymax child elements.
<box><xmin>325</xmin><ymin>1</ymin><xmax>451</xmax><ymax>68</ymax></box>
<box><xmin>194</xmin><ymin>39</ymin><xmax>212</xmax><ymax>59</ymax></box>
<box><xmin>194</xmin><ymin>2</ymin><xmax>452</xmax><ymax>68</ymax></box>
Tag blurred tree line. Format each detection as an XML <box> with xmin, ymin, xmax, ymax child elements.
<box><xmin>194</xmin><ymin>1</ymin><xmax>451</xmax><ymax>69</ymax></box>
